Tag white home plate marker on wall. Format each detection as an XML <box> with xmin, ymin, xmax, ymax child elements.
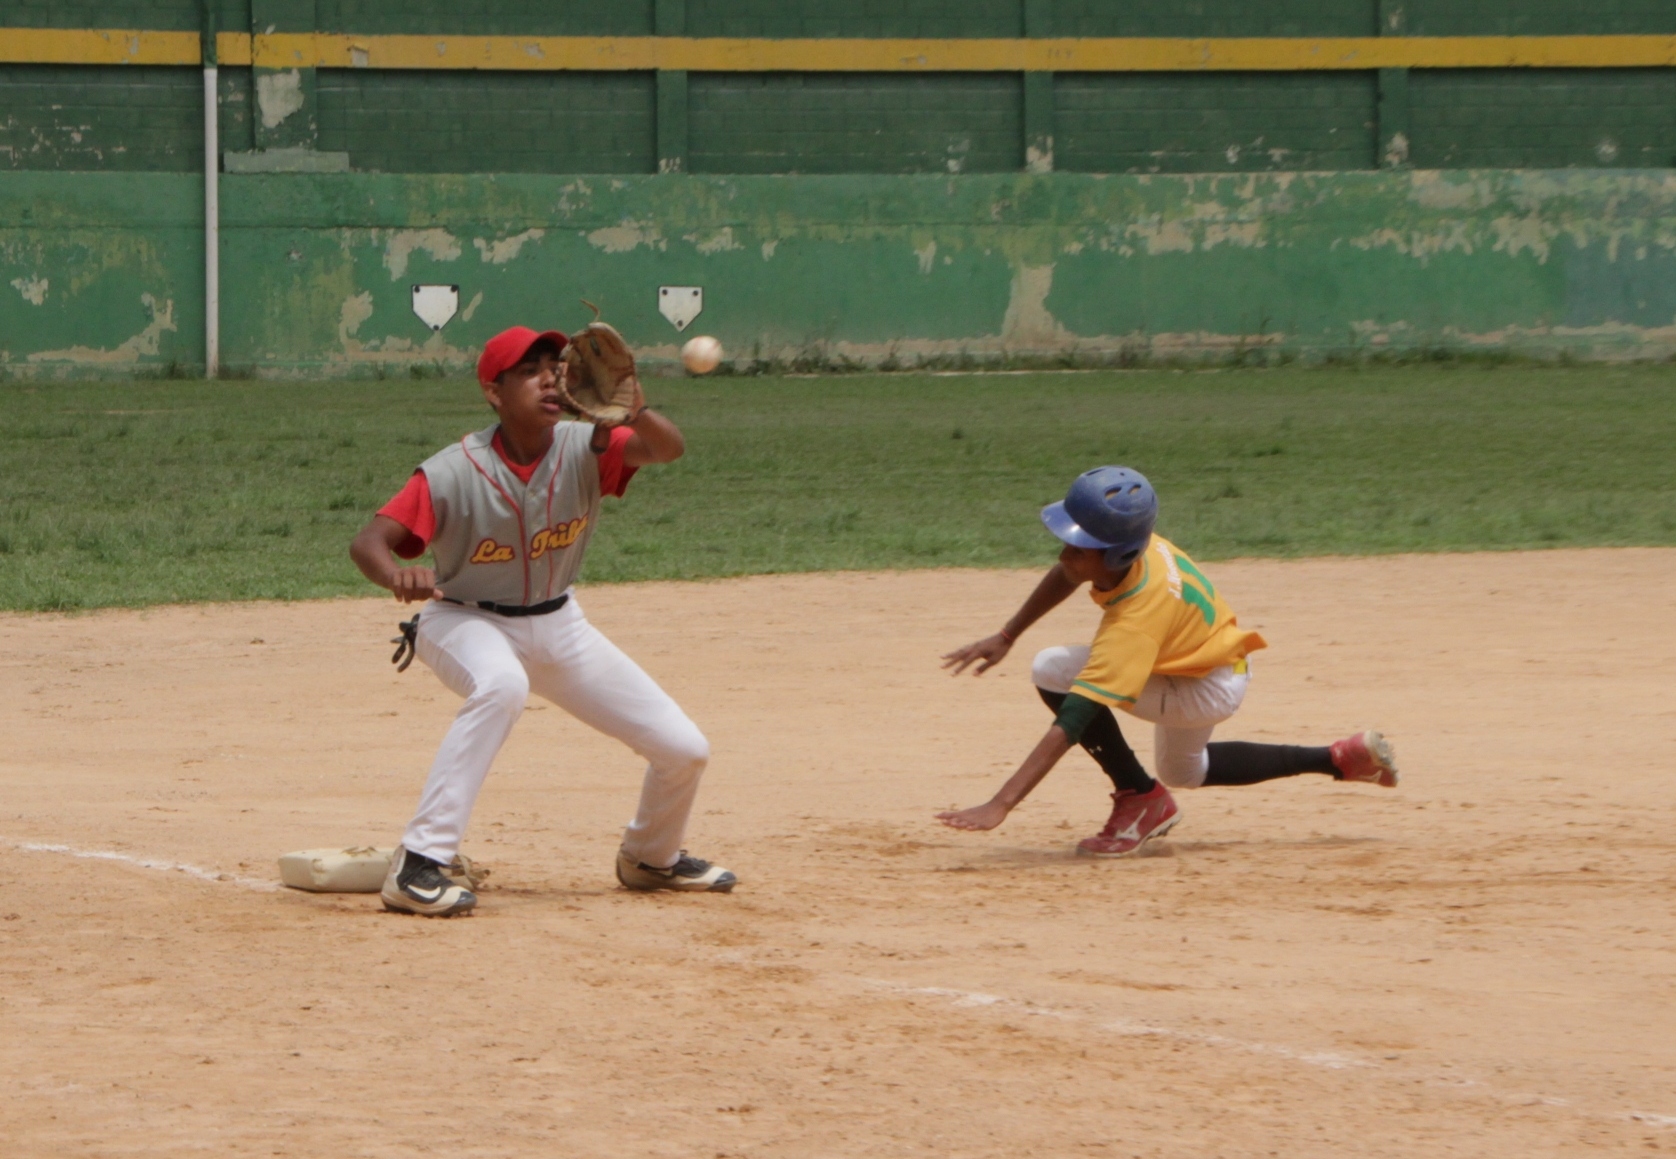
<box><xmin>658</xmin><ymin>285</ymin><xmax>703</xmax><ymax>331</ymax></box>
<box><xmin>412</xmin><ymin>284</ymin><xmax>460</xmax><ymax>331</ymax></box>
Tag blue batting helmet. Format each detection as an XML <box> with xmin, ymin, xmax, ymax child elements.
<box><xmin>1040</xmin><ymin>466</ymin><xmax>1158</xmax><ymax>569</ymax></box>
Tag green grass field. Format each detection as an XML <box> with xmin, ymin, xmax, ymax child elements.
<box><xmin>2</xmin><ymin>364</ymin><xmax>1674</xmax><ymax>611</ymax></box>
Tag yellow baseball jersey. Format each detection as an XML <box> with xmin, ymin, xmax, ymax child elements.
<box><xmin>1071</xmin><ymin>535</ymin><xmax>1267</xmax><ymax>713</ymax></box>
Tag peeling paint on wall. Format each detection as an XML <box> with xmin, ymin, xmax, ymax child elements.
<box><xmin>1000</xmin><ymin>264</ymin><xmax>1069</xmax><ymax>349</ymax></box>
<box><xmin>585</xmin><ymin>223</ymin><xmax>665</xmax><ymax>254</ymax></box>
<box><xmin>337</xmin><ymin>291</ymin><xmax>374</xmax><ymax>351</ymax></box>
<box><xmin>1409</xmin><ymin>172</ymin><xmax>1493</xmax><ymax>210</ymax></box>
<box><xmin>689</xmin><ymin>227</ymin><xmax>742</xmax><ymax>255</ymax></box>
<box><xmin>1126</xmin><ymin>215</ymin><xmax>1197</xmax><ymax>256</ymax></box>
<box><xmin>256</xmin><ymin>70</ymin><xmax>306</xmax><ymax>130</ymax></box>
<box><xmin>1344</xmin><ymin>222</ymin><xmax>1476</xmax><ymax>263</ymax></box>
<box><xmin>382</xmin><ymin>229</ymin><xmax>462</xmax><ymax>280</ymax></box>
<box><xmin>9</xmin><ymin>170</ymin><xmax>1676</xmax><ymax>376</ymax></box>
<box><xmin>27</xmin><ymin>293</ymin><xmax>173</xmax><ymax>364</ymax></box>
<box><xmin>473</xmin><ymin>229</ymin><xmax>545</xmax><ymax>264</ymax></box>
<box><xmin>10</xmin><ymin>275</ymin><xmax>47</xmax><ymax>305</ymax></box>
<box><xmin>1491</xmin><ymin>213</ymin><xmax>1555</xmax><ymax>263</ymax></box>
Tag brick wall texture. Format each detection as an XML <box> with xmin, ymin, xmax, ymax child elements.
<box><xmin>3</xmin><ymin>0</ymin><xmax>1673</xmax><ymax>173</ymax></box>
<box><xmin>684</xmin><ymin>0</ymin><xmax>1023</xmax><ymax>38</ymax></box>
<box><xmin>689</xmin><ymin>74</ymin><xmax>1022</xmax><ymax>174</ymax></box>
<box><xmin>1401</xmin><ymin>0</ymin><xmax>1675</xmax><ymax>35</ymax></box>
<box><xmin>1410</xmin><ymin>70</ymin><xmax>1676</xmax><ymax>169</ymax></box>
<box><xmin>315</xmin><ymin>1</ymin><xmax>652</xmax><ymax>36</ymax></box>
<box><xmin>1057</xmin><ymin>74</ymin><xmax>1376</xmax><ymax>173</ymax></box>
<box><xmin>314</xmin><ymin>72</ymin><xmax>655</xmax><ymax>173</ymax></box>
<box><xmin>0</xmin><ymin>65</ymin><xmax>247</xmax><ymax>171</ymax></box>
<box><xmin>1050</xmin><ymin>0</ymin><xmax>1374</xmax><ymax>38</ymax></box>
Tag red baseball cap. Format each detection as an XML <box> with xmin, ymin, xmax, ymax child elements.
<box><xmin>476</xmin><ymin>326</ymin><xmax>567</xmax><ymax>386</ymax></box>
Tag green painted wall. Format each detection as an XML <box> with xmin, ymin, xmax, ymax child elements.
<box><xmin>10</xmin><ymin>64</ymin><xmax>1675</xmax><ymax>176</ymax></box>
<box><xmin>0</xmin><ymin>65</ymin><xmax>200</xmax><ymax>172</ymax></box>
<box><xmin>0</xmin><ymin>173</ymin><xmax>200</xmax><ymax>371</ymax></box>
<box><xmin>688</xmin><ymin>75</ymin><xmax>1024</xmax><ymax>175</ymax></box>
<box><xmin>683</xmin><ymin>0</ymin><xmax>1023</xmax><ymax>37</ymax></box>
<box><xmin>5</xmin><ymin>2</ymin><xmax>1675</xmax><ymax>177</ymax></box>
<box><xmin>1056</xmin><ymin>73</ymin><xmax>1377</xmax><ymax>173</ymax></box>
<box><xmin>1400</xmin><ymin>0</ymin><xmax>1675</xmax><ymax>35</ymax></box>
<box><xmin>1409</xmin><ymin>71</ymin><xmax>1676</xmax><ymax>169</ymax></box>
<box><xmin>5</xmin><ymin>0</ymin><xmax>1674</xmax><ymax>374</ymax></box>
<box><xmin>6</xmin><ymin>0</ymin><xmax>1675</xmax><ymax>35</ymax></box>
<box><xmin>0</xmin><ymin>65</ymin><xmax>256</xmax><ymax>171</ymax></box>
<box><xmin>6</xmin><ymin>169</ymin><xmax>1676</xmax><ymax>377</ymax></box>
<box><xmin>1048</xmin><ymin>0</ymin><xmax>1374</xmax><ymax>37</ymax></box>
<box><xmin>0</xmin><ymin>2</ymin><xmax>247</xmax><ymax>31</ymax></box>
<box><xmin>314</xmin><ymin>72</ymin><xmax>657</xmax><ymax>174</ymax></box>
<box><xmin>315</xmin><ymin>1</ymin><xmax>649</xmax><ymax>35</ymax></box>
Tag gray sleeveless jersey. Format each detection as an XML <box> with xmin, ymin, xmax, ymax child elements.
<box><xmin>420</xmin><ymin>423</ymin><xmax>602</xmax><ymax>606</ymax></box>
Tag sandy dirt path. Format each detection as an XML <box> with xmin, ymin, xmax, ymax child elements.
<box><xmin>2</xmin><ymin>550</ymin><xmax>1674</xmax><ymax>1157</ymax></box>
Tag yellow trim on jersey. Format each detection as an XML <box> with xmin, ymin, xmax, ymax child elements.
<box><xmin>1073</xmin><ymin>678</ymin><xmax>1136</xmax><ymax>705</ymax></box>
<box><xmin>1099</xmin><ymin>554</ymin><xmax>1150</xmax><ymax>607</ymax></box>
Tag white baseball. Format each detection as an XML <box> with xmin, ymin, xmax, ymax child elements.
<box><xmin>681</xmin><ymin>335</ymin><xmax>723</xmax><ymax>375</ymax></box>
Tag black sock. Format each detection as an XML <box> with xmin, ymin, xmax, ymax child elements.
<box><xmin>1203</xmin><ymin>742</ymin><xmax>1336</xmax><ymax>786</ymax></box>
<box><xmin>1038</xmin><ymin>689</ymin><xmax>1157</xmax><ymax>795</ymax></box>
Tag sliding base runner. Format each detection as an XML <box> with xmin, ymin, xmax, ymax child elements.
<box><xmin>939</xmin><ymin>466</ymin><xmax>1398</xmax><ymax>857</ymax></box>
<box><xmin>349</xmin><ymin>324</ymin><xmax>736</xmax><ymax>917</ymax></box>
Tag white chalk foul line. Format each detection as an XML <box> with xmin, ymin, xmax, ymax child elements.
<box><xmin>6</xmin><ymin>838</ymin><xmax>278</xmax><ymax>892</ymax></box>
<box><xmin>869</xmin><ymin>980</ymin><xmax>1676</xmax><ymax>1132</ymax></box>
<box><xmin>5</xmin><ymin>845</ymin><xmax>1674</xmax><ymax>1134</ymax></box>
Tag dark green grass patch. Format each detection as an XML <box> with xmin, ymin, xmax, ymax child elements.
<box><xmin>2</xmin><ymin>365</ymin><xmax>1674</xmax><ymax>611</ymax></box>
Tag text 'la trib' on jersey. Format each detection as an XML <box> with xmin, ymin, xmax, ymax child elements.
<box><xmin>421</xmin><ymin>423</ymin><xmax>602</xmax><ymax>606</ymax></box>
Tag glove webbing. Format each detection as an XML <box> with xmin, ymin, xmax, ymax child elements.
<box><xmin>390</xmin><ymin>615</ymin><xmax>419</xmax><ymax>672</ymax></box>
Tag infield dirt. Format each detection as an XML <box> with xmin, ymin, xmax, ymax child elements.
<box><xmin>3</xmin><ymin>551</ymin><xmax>1675</xmax><ymax>1157</ymax></box>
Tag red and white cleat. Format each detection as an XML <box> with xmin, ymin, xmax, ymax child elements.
<box><xmin>1076</xmin><ymin>783</ymin><xmax>1181</xmax><ymax>858</ymax></box>
<box><xmin>1330</xmin><ymin>730</ymin><xmax>1399</xmax><ymax>787</ymax></box>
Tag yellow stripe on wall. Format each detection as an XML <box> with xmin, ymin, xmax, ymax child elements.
<box><xmin>0</xmin><ymin>28</ymin><xmax>201</xmax><ymax>66</ymax></box>
<box><xmin>4</xmin><ymin>28</ymin><xmax>1676</xmax><ymax>71</ymax></box>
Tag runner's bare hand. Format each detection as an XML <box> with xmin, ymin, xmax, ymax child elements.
<box><xmin>936</xmin><ymin>800</ymin><xmax>1011</xmax><ymax>830</ymax></box>
<box><xmin>941</xmin><ymin>633</ymin><xmax>1013</xmax><ymax>676</ymax></box>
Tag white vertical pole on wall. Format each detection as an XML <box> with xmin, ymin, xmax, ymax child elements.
<box><xmin>202</xmin><ymin>40</ymin><xmax>220</xmax><ymax>378</ymax></box>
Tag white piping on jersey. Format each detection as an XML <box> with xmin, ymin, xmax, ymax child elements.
<box><xmin>458</xmin><ymin>434</ymin><xmax>568</xmax><ymax>608</ymax></box>
<box><xmin>541</xmin><ymin>441</ymin><xmax>565</xmax><ymax>601</ymax></box>
<box><xmin>459</xmin><ymin>436</ymin><xmax>530</xmax><ymax>606</ymax></box>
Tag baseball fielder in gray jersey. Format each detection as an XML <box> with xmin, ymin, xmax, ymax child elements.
<box><xmin>350</xmin><ymin>325</ymin><xmax>736</xmax><ymax>917</ymax></box>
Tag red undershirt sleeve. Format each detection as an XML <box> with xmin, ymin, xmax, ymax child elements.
<box><xmin>376</xmin><ymin>471</ymin><xmax>436</xmax><ymax>559</ymax></box>
<box><xmin>597</xmin><ymin>425</ymin><xmax>639</xmax><ymax>498</ymax></box>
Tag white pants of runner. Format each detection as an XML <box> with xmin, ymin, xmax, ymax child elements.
<box><xmin>1032</xmin><ymin>645</ymin><xmax>1250</xmax><ymax>789</ymax></box>
<box><xmin>402</xmin><ymin>593</ymin><xmax>709</xmax><ymax>869</ymax></box>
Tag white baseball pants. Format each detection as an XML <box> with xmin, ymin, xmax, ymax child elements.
<box><xmin>1032</xmin><ymin>645</ymin><xmax>1250</xmax><ymax>789</ymax></box>
<box><xmin>402</xmin><ymin>594</ymin><xmax>710</xmax><ymax>869</ymax></box>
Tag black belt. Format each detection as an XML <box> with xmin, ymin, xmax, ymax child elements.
<box><xmin>441</xmin><ymin>593</ymin><xmax>570</xmax><ymax>618</ymax></box>
<box><xmin>391</xmin><ymin>593</ymin><xmax>571</xmax><ymax>673</ymax></box>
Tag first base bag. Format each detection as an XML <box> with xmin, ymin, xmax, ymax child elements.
<box><xmin>277</xmin><ymin>848</ymin><xmax>490</xmax><ymax>893</ymax></box>
<box><xmin>278</xmin><ymin>846</ymin><xmax>393</xmax><ymax>893</ymax></box>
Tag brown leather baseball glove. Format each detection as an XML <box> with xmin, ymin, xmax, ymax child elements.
<box><xmin>559</xmin><ymin>301</ymin><xmax>642</xmax><ymax>427</ymax></box>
